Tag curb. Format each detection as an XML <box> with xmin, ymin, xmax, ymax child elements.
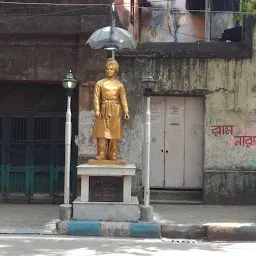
<box><xmin>0</xmin><ymin>228</ymin><xmax>44</xmax><ymax>234</ymax></box>
<box><xmin>1</xmin><ymin>221</ymin><xmax>255</xmax><ymax>241</ymax></box>
<box><xmin>207</xmin><ymin>223</ymin><xmax>256</xmax><ymax>241</ymax></box>
<box><xmin>161</xmin><ymin>224</ymin><xmax>207</xmax><ymax>240</ymax></box>
<box><xmin>56</xmin><ymin>221</ymin><xmax>256</xmax><ymax>241</ymax></box>
<box><xmin>57</xmin><ymin>221</ymin><xmax>161</xmax><ymax>238</ymax></box>
<box><xmin>161</xmin><ymin>223</ymin><xmax>256</xmax><ymax>241</ymax></box>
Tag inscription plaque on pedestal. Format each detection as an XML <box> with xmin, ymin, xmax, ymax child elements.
<box><xmin>89</xmin><ymin>176</ymin><xmax>123</xmax><ymax>202</ymax></box>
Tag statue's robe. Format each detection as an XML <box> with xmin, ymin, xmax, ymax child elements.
<box><xmin>92</xmin><ymin>78</ymin><xmax>129</xmax><ymax>139</ymax></box>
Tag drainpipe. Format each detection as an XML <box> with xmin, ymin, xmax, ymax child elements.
<box><xmin>169</xmin><ymin>0</ymin><xmax>177</xmax><ymax>42</ymax></box>
<box><xmin>205</xmin><ymin>0</ymin><xmax>211</xmax><ymax>42</ymax></box>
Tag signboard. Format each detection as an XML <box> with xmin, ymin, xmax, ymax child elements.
<box><xmin>168</xmin><ymin>106</ymin><xmax>181</xmax><ymax>123</ymax></box>
<box><xmin>150</xmin><ymin>106</ymin><xmax>161</xmax><ymax>124</ymax></box>
<box><xmin>89</xmin><ymin>176</ymin><xmax>123</xmax><ymax>202</ymax></box>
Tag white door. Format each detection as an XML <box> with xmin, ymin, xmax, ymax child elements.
<box><xmin>149</xmin><ymin>96</ymin><xmax>165</xmax><ymax>187</ymax></box>
<box><xmin>165</xmin><ymin>97</ymin><xmax>185</xmax><ymax>188</ymax></box>
<box><xmin>149</xmin><ymin>96</ymin><xmax>204</xmax><ymax>189</ymax></box>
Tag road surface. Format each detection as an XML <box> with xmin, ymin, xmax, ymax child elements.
<box><xmin>0</xmin><ymin>235</ymin><xmax>255</xmax><ymax>255</ymax></box>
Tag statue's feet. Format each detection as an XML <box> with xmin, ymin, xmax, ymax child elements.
<box><xmin>95</xmin><ymin>153</ymin><xmax>106</xmax><ymax>160</ymax></box>
<box><xmin>108</xmin><ymin>154</ymin><xmax>117</xmax><ymax>161</ymax></box>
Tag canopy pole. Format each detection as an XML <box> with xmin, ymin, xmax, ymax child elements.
<box><xmin>111</xmin><ymin>1</ymin><xmax>115</xmax><ymax>58</ymax></box>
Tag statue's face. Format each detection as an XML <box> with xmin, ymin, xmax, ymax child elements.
<box><xmin>106</xmin><ymin>64</ymin><xmax>116</xmax><ymax>78</ymax></box>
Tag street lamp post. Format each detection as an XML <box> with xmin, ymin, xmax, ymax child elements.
<box><xmin>140</xmin><ymin>73</ymin><xmax>155</xmax><ymax>222</ymax></box>
<box><xmin>59</xmin><ymin>70</ymin><xmax>78</xmax><ymax>221</ymax></box>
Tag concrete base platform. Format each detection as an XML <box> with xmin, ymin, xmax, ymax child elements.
<box><xmin>73</xmin><ymin>196</ymin><xmax>139</xmax><ymax>222</ymax></box>
<box><xmin>88</xmin><ymin>159</ymin><xmax>126</xmax><ymax>165</ymax></box>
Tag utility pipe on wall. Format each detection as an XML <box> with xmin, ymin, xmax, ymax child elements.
<box><xmin>205</xmin><ymin>0</ymin><xmax>211</xmax><ymax>42</ymax></box>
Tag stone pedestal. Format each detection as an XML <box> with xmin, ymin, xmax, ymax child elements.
<box><xmin>73</xmin><ymin>164</ymin><xmax>140</xmax><ymax>221</ymax></box>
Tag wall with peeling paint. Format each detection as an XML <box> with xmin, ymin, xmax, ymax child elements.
<box><xmin>113</xmin><ymin>54</ymin><xmax>256</xmax><ymax>171</ymax></box>
<box><xmin>139</xmin><ymin>0</ymin><xmax>205</xmax><ymax>42</ymax></box>
<box><xmin>96</xmin><ymin>19</ymin><xmax>255</xmax><ymax>204</ymax></box>
<box><xmin>115</xmin><ymin>0</ymin><xmax>238</xmax><ymax>43</ymax></box>
<box><xmin>79</xmin><ymin>39</ymin><xmax>256</xmax><ymax>203</ymax></box>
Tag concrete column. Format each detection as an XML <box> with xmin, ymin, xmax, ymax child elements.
<box><xmin>123</xmin><ymin>176</ymin><xmax>132</xmax><ymax>203</ymax></box>
<box><xmin>81</xmin><ymin>175</ymin><xmax>89</xmax><ymax>202</ymax></box>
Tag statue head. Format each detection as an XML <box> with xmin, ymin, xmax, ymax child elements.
<box><xmin>105</xmin><ymin>58</ymin><xmax>119</xmax><ymax>77</ymax></box>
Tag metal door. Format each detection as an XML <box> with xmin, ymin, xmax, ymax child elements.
<box><xmin>1</xmin><ymin>113</ymin><xmax>78</xmax><ymax>203</ymax></box>
<box><xmin>0</xmin><ymin>82</ymin><xmax>78</xmax><ymax>203</ymax></box>
<box><xmin>6</xmin><ymin>115</ymin><xmax>31</xmax><ymax>203</ymax></box>
<box><xmin>149</xmin><ymin>96</ymin><xmax>204</xmax><ymax>189</ymax></box>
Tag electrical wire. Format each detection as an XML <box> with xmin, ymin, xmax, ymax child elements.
<box><xmin>0</xmin><ymin>6</ymin><xmax>104</xmax><ymax>22</ymax></box>
<box><xmin>0</xmin><ymin>2</ymin><xmax>253</xmax><ymax>51</ymax></box>
<box><xmin>0</xmin><ymin>4</ymin><xmax>251</xmax><ymax>20</ymax></box>
<box><xmin>134</xmin><ymin>20</ymin><xmax>206</xmax><ymax>39</ymax></box>
<box><xmin>0</xmin><ymin>1</ymin><xmax>254</xmax><ymax>14</ymax></box>
<box><xmin>0</xmin><ymin>0</ymin><xmax>236</xmax><ymax>7</ymax></box>
<box><xmin>0</xmin><ymin>0</ymin><xmax>170</xmax><ymax>6</ymax></box>
<box><xmin>0</xmin><ymin>1</ymin><xmax>249</xmax><ymax>41</ymax></box>
<box><xmin>0</xmin><ymin>1</ymin><xmax>111</xmax><ymax>6</ymax></box>
<box><xmin>0</xmin><ymin>0</ymin><xmax>253</xmax><ymax>51</ymax></box>
<box><xmin>0</xmin><ymin>4</ymin><xmax>206</xmax><ymax>40</ymax></box>
<box><xmin>0</xmin><ymin>1</ymin><xmax>256</xmax><ymax>15</ymax></box>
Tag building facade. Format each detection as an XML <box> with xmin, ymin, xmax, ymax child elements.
<box><xmin>0</xmin><ymin>0</ymin><xmax>255</xmax><ymax>204</ymax></box>
<box><xmin>0</xmin><ymin>0</ymin><xmax>110</xmax><ymax>203</ymax></box>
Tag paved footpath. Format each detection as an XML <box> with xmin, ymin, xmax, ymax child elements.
<box><xmin>153</xmin><ymin>204</ymin><xmax>256</xmax><ymax>224</ymax></box>
<box><xmin>153</xmin><ymin>204</ymin><xmax>256</xmax><ymax>241</ymax></box>
<box><xmin>0</xmin><ymin>204</ymin><xmax>59</xmax><ymax>234</ymax></box>
<box><xmin>0</xmin><ymin>204</ymin><xmax>256</xmax><ymax>241</ymax></box>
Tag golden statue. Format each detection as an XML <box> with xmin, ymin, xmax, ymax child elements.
<box><xmin>91</xmin><ymin>58</ymin><xmax>130</xmax><ymax>161</ymax></box>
